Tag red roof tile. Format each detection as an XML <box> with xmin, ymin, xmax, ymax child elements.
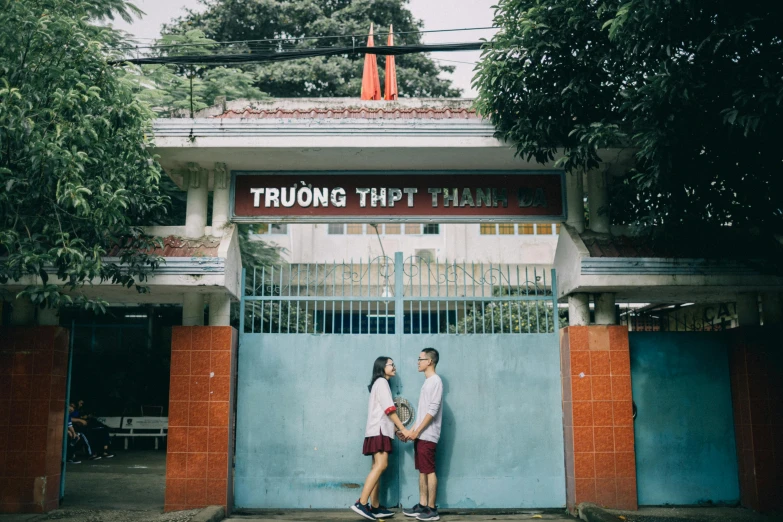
<box><xmin>108</xmin><ymin>236</ymin><xmax>220</xmax><ymax>258</ymax></box>
<box><xmin>215</xmin><ymin>107</ymin><xmax>479</xmax><ymax>120</ymax></box>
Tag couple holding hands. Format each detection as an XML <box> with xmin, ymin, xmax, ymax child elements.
<box><xmin>352</xmin><ymin>348</ymin><xmax>443</xmax><ymax>522</ymax></box>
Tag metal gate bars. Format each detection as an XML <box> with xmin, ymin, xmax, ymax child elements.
<box><xmin>240</xmin><ymin>252</ymin><xmax>559</xmax><ymax>335</ymax></box>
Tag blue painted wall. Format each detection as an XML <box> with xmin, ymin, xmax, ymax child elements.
<box><xmin>234</xmin><ymin>333</ymin><xmax>565</xmax><ymax>508</ymax></box>
<box><xmin>630</xmin><ymin>332</ymin><xmax>739</xmax><ymax>505</ymax></box>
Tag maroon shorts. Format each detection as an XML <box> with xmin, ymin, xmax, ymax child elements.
<box><xmin>363</xmin><ymin>434</ymin><xmax>393</xmax><ymax>455</ymax></box>
<box><xmin>414</xmin><ymin>439</ymin><xmax>437</xmax><ymax>474</ymax></box>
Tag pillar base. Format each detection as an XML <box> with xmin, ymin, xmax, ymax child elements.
<box><xmin>165</xmin><ymin>326</ymin><xmax>237</xmax><ymax>514</ymax></box>
<box><xmin>561</xmin><ymin>325</ymin><xmax>638</xmax><ymax>513</ymax></box>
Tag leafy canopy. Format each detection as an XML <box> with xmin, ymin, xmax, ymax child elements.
<box><xmin>0</xmin><ymin>0</ymin><xmax>169</xmax><ymax>310</ymax></box>
<box><xmin>474</xmin><ymin>0</ymin><xmax>783</xmax><ymax>235</ymax></box>
<box><xmin>162</xmin><ymin>0</ymin><xmax>461</xmax><ymax>98</ymax></box>
<box><xmin>132</xmin><ymin>30</ymin><xmax>268</xmax><ymax>117</ymax></box>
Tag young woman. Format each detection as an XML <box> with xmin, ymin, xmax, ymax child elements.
<box><xmin>351</xmin><ymin>356</ymin><xmax>413</xmax><ymax>520</ymax></box>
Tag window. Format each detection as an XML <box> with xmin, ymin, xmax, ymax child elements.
<box><xmin>555</xmin><ymin>224</ymin><xmax>561</xmax><ymax>234</ymax></box>
<box><xmin>535</xmin><ymin>223</ymin><xmax>553</xmax><ymax>235</ymax></box>
<box><xmin>405</xmin><ymin>224</ymin><xmax>423</xmax><ymax>234</ymax></box>
<box><xmin>498</xmin><ymin>224</ymin><xmax>515</xmax><ymax>235</ymax></box>
<box><xmin>250</xmin><ymin>223</ymin><xmax>288</xmax><ymax>235</ymax></box>
<box><xmin>518</xmin><ymin>224</ymin><xmax>535</xmax><ymax>235</ymax></box>
<box><xmin>480</xmin><ymin>224</ymin><xmax>495</xmax><ymax>235</ymax></box>
<box><xmin>383</xmin><ymin>224</ymin><xmax>401</xmax><ymax>235</ymax></box>
<box><xmin>346</xmin><ymin>224</ymin><xmax>364</xmax><ymax>234</ymax></box>
<box><xmin>423</xmin><ymin>224</ymin><xmax>440</xmax><ymax>235</ymax></box>
<box><xmin>327</xmin><ymin>224</ymin><xmax>344</xmax><ymax>235</ymax></box>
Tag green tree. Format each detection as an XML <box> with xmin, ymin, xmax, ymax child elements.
<box><xmin>162</xmin><ymin>0</ymin><xmax>461</xmax><ymax>98</ymax></box>
<box><xmin>0</xmin><ymin>0</ymin><xmax>170</xmax><ymax>310</ymax></box>
<box><xmin>474</xmin><ymin>1</ymin><xmax>783</xmax><ymax>239</ymax></box>
<box><xmin>132</xmin><ymin>30</ymin><xmax>268</xmax><ymax>116</ymax></box>
<box><xmin>449</xmin><ymin>296</ymin><xmax>567</xmax><ymax>334</ymax></box>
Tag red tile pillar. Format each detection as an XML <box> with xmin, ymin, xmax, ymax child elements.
<box><xmin>0</xmin><ymin>327</ymin><xmax>69</xmax><ymax>513</ymax></box>
<box><xmin>728</xmin><ymin>325</ymin><xmax>783</xmax><ymax>512</ymax></box>
<box><xmin>165</xmin><ymin>326</ymin><xmax>237</xmax><ymax>513</ymax></box>
<box><xmin>561</xmin><ymin>325</ymin><xmax>638</xmax><ymax>513</ymax></box>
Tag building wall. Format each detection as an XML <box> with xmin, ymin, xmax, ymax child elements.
<box><xmin>253</xmin><ymin>223</ymin><xmax>559</xmax><ymax>264</ymax></box>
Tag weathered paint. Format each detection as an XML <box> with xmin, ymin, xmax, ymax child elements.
<box><xmin>630</xmin><ymin>332</ymin><xmax>739</xmax><ymax>505</ymax></box>
<box><xmin>234</xmin><ymin>333</ymin><xmax>565</xmax><ymax>508</ymax></box>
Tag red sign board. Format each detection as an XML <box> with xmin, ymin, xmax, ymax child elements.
<box><xmin>231</xmin><ymin>171</ymin><xmax>566</xmax><ymax>223</ymax></box>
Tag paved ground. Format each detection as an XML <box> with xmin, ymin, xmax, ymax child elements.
<box><xmin>228</xmin><ymin>510</ymin><xmax>575</xmax><ymax>522</ymax></box>
<box><xmin>62</xmin><ymin>450</ymin><xmax>167</xmax><ymax>511</ymax></box>
<box><xmin>600</xmin><ymin>506</ymin><xmax>782</xmax><ymax>522</ymax></box>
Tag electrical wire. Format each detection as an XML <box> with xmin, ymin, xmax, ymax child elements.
<box><xmin>109</xmin><ymin>41</ymin><xmax>484</xmax><ymax>66</ymax></box>
<box><xmin>114</xmin><ymin>26</ymin><xmax>495</xmax><ymax>51</ymax></box>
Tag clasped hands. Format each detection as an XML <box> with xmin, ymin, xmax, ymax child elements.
<box><xmin>395</xmin><ymin>426</ymin><xmax>418</xmax><ymax>443</ymax></box>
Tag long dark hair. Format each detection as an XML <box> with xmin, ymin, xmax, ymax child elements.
<box><xmin>368</xmin><ymin>356</ymin><xmax>392</xmax><ymax>392</ymax></box>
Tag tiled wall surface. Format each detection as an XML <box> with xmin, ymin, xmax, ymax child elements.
<box><xmin>164</xmin><ymin>326</ymin><xmax>237</xmax><ymax>513</ymax></box>
<box><xmin>561</xmin><ymin>325</ymin><xmax>638</xmax><ymax>513</ymax></box>
<box><xmin>728</xmin><ymin>326</ymin><xmax>783</xmax><ymax>512</ymax></box>
<box><xmin>0</xmin><ymin>327</ymin><xmax>69</xmax><ymax>513</ymax></box>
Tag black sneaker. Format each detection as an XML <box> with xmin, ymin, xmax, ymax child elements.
<box><xmin>102</xmin><ymin>452</ymin><xmax>114</xmax><ymax>458</ymax></box>
<box><xmin>403</xmin><ymin>504</ymin><xmax>425</xmax><ymax>518</ymax></box>
<box><xmin>88</xmin><ymin>454</ymin><xmax>102</xmax><ymax>461</ymax></box>
<box><xmin>416</xmin><ymin>507</ymin><xmax>439</xmax><ymax>521</ymax></box>
<box><xmin>351</xmin><ymin>501</ymin><xmax>377</xmax><ymax>520</ymax></box>
<box><xmin>371</xmin><ymin>505</ymin><xmax>394</xmax><ymax>518</ymax></box>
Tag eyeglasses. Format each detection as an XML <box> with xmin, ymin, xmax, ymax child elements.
<box><xmin>417</xmin><ymin>358</ymin><xmax>431</xmax><ymax>363</ymax></box>
<box><xmin>386</xmin><ymin>363</ymin><xmax>396</xmax><ymax>368</ymax></box>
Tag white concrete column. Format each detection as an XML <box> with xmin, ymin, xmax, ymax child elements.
<box><xmin>9</xmin><ymin>297</ymin><xmax>35</xmax><ymax>326</ymax></box>
<box><xmin>736</xmin><ymin>293</ymin><xmax>760</xmax><ymax>327</ymax></box>
<box><xmin>211</xmin><ymin>162</ymin><xmax>230</xmax><ymax>237</ymax></box>
<box><xmin>568</xmin><ymin>293</ymin><xmax>590</xmax><ymax>326</ymax></box>
<box><xmin>183</xmin><ymin>293</ymin><xmax>205</xmax><ymax>326</ymax></box>
<box><xmin>761</xmin><ymin>292</ymin><xmax>783</xmax><ymax>325</ymax></box>
<box><xmin>37</xmin><ymin>306</ymin><xmax>60</xmax><ymax>326</ymax></box>
<box><xmin>184</xmin><ymin>162</ymin><xmax>208</xmax><ymax>238</ymax></box>
<box><xmin>209</xmin><ymin>293</ymin><xmax>231</xmax><ymax>326</ymax></box>
<box><xmin>587</xmin><ymin>168</ymin><xmax>610</xmax><ymax>234</ymax></box>
<box><xmin>566</xmin><ymin>170</ymin><xmax>585</xmax><ymax>233</ymax></box>
<box><xmin>594</xmin><ymin>293</ymin><xmax>617</xmax><ymax>325</ymax></box>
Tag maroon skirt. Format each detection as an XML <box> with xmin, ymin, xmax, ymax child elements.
<box><xmin>362</xmin><ymin>434</ymin><xmax>393</xmax><ymax>455</ymax></box>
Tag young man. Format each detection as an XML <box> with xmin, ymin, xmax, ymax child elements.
<box><xmin>403</xmin><ymin>348</ymin><xmax>443</xmax><ymax>521</ymax></box>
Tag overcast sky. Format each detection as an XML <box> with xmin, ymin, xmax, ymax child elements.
<box><xmin>110</xmin><ymin>0</ymin><xmax>497</xmax><ymax>98</ymax></box>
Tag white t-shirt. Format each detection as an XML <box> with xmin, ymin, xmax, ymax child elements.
<box><xmin>415</xmin><ymin>374</ymin><xmax>443</xmax><ymax>443</ymax></box>
<box><xmin>364</xmin><ymin>378</ymin><xmax>396</xmax><ymax>438</ymax></box>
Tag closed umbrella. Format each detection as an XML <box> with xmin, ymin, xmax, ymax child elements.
<box><xmin>360</xmin><ymin>23</ymin><xmax>381</xmax><ymax>100</ymax></box>
<box><xmin>384</xmin><ymin>25</ymin><xmax>398</xmax><ymax>100</ymax></box>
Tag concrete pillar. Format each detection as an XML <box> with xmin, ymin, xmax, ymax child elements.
<box><xmin>209</xmin><ymin>293</ymin><xmax>231</xmax><ymax>326</ymax></box>
<box><xmin>594</xmin><ymin>293</ymin><xmax>617</xmax><ymax>325</ymax></box>
<box><xmin>587</xmin><ymin>168</ymin><xmax>610</xmax><ymax>234</ymax></box>
<box><xmin>184</xmin><ymin>162</ymin><xmax>208</xmax><ymax>238</ymax></box>
<box><xmin>568</xmin><ymin>293</ymin><xmax>590</xmax><ymax>326</ymax></box>
<box><xmin>182</xmin><ymin>293</ymin><xmax>205</xmax><ymax>326</ymax></box>
<box><xmin>565</xmin><ymin>170</ymin><xmax>585</xmax><ymax>233</ymax></box>
<box><xmin>736</xmin><ymin>293</ymin><xmax>760</xmax><ymax>327</ymax></box>
<box><xmin>761</xmin><ymin>292</ymin><xmax>783</xmax><ymax>325</ymax></box>
<box><xmin>9</xmin><ymin>297</ymin><xmax>35</xmax><ymax>325</ymax></box>
<box><xmin>37</xmin><ymin>306</ymin><xmax>60</xmax><ymax>326</ymax></box>
<box><xmin>212</xmin><ymin>162</ymin><xmax>230</xmax><ymax>237</ymax></box>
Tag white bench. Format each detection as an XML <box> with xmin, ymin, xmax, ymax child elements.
<box><xmin>97</xmin><ymin>416</ymin><xmax>168</xmax><ymax>450</ymax></box>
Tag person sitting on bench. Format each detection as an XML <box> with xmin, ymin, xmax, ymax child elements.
<box><xmin>70</xmin><ymin>401</ymin><xmax>114</xmax><ymax>458</ymax></box>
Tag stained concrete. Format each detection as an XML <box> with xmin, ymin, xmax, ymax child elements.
<box><xmin>228</xmin><ymin>510</ymin><xmax>575</xmax><ymax>522</ymax></box>
<box><xmin>61</xmin><ymin>450</ymin><xmax>167</xmax><ymax>511</ymax></box>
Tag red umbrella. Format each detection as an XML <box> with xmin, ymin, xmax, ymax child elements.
<box><xmin>384</xmin><ymin>24</ymin><xmax>398</xmax><ymax>101</ymax></box>
<box><xmin>360</xmin><ymin>23</ymin><xmax>381</xmax><ymax>100</ymax></box>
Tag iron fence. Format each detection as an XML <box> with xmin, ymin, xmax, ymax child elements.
<box><xmin>240</xmin><ymin>252</ymin><xmax>560</xmax><ymax>335</ymax></box>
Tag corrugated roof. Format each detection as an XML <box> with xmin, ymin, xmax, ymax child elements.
<box><xmin>215</xmin><ymin>107</ymin><xmax>479</xmax><ymax>120</ymax></box>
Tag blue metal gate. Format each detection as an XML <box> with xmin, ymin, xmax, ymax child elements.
<box><xmin>235</xmin><ymin>253</ymin><xmax>566</xmax><ymax>508</ymax></box>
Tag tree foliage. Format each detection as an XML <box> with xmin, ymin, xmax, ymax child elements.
<box><xmin>162</xmin><ymin>0</ymin><xmax>461</xmax><ymax>98</ymax></box>
<box><xmin>132</xmin><ymin>30</ymin><xmax>268</xmax><ymax>116</ymax></box>
<box><xmin>0</xmin><ymin>0</ymin><xmax>169</xmax><ymax>309</ymax></box>
<box><xmin>474</xmin><ymin>0</ymin><xmax>783</xmax><ymax>237</ymax></box>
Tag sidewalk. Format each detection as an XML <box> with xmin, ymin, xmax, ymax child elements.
<box><xmin>227</xmin><ymin>510</ymin><xmax>576</xmax><ymax>522</ymax></box>
<box><xmin>579</xmin><ymin>505</ymin><xmax>780</xmax><ymax>522</ymax></box>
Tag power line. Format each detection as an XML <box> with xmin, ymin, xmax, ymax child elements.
<box><xmin>114</xmin><ymin>26</ymin><xmax>495</xmax><ymax>51</ymax></box>
<box><xmin>110</xmin><ymin>42</ymin><xmax>484</xmax><ymax>66</ymax></box>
